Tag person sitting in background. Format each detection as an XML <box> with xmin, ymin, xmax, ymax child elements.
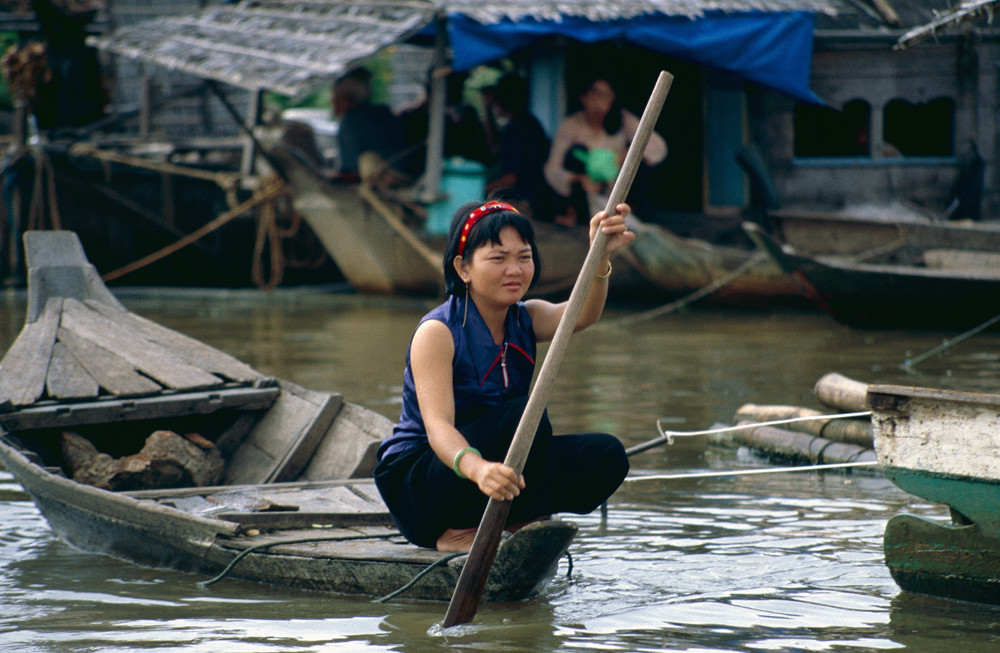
<box><xmin>544</xmin><ymin>77</ymin><xmax>667</xmax><ymax>226</ymax></box>
<box><xmin>482</xmin><ymin>74</ymin><xmax>555</xmax><ymax>221</ymax></box>
<box><xmin>398</xmin><ymin>71</ymin><xmax>493</xmax><ymax>177</ymax></box>
<box><xmin>332</xmin><ymin>69</ymin><xmax>405</xmax><ymax>183</ymax></box>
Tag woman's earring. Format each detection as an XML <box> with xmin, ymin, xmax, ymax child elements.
<box><xmin>462</xmin><ymin>283</ymin><xmax>469</xmax><ymax>327</ymax></box>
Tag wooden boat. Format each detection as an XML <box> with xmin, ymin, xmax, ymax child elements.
<box><xmin>0</xmin><ymin>230</ymin><xmax>576</xmax><ymax>602</ymax></box>
<box><xmin>1</xmin><ymin>141</ymin><xmax>337</xmax><ymax>288</ymax></box>
<box><xmin>270</xmin><ymin>144</ymin><xmax>801</xmax><ymax>305</ymax></box>
<box><xmin>744</xmin><ymin>221</ymin><xmax>1000</xmax><ymax>329</ymax></box>
<box><xmin>625</xmin><ymin>217</ymin><xmax>803</xmax><ymax>307</ymax></box>
<box><xmin>766</xmin><ymin>204</ymin><xmax>1000</xmax><ymax>262</ymax></box>
<box><xmin>867</xmin><ymin>384</ymin><xmax>1000</xmax><ymax>605</ymax></box>
<box><xmin>267</xmin><ymin>144</ymin><xmax>599</xmax><ymax>298</ymax></box>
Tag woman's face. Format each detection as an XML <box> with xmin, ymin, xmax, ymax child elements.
<box><xmin>581</xmin><ymin>79</ymin><xmax>615</xmax><ymax>121</ymax></box>
<box><xmin>456</xmin><ymin>226</ymin><xmax>534</xmax><ymax>310</ymax></box>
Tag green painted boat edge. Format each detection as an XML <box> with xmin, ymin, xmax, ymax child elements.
<box><xmin>883</xmin><ymin>465</ymin><xmax>1000</xmax><ymax>539</ymax></box>
<box><xmin>884</xmin><ymin>513</ymin><xmax>1000</xmax><ymax>605</ymax></box>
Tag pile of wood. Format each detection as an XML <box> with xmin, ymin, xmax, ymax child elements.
<box><xmin>712</xmin><ymin>372</ymin><xmax>876</xmax><ymax>465</ymax></box>
<box><xmin>61</xmin><ymin>428</ymin><xmax>223</xmax><ymax>491</ymax></box>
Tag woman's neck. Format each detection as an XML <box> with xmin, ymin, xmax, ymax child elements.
<box><xmin>469</xmin><ymin>294</ymin><xmax>508</xmax><ymax>344</ymax></box>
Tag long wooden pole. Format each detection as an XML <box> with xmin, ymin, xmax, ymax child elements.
<box><xmin>442</xmin><ymin>70</ymin><xmax>673</xmax><ymax>628</ymax></box>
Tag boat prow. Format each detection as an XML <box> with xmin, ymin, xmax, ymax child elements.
<box><xmin>868</xmin><ymin>384</ymin><xmax>1000</xmax><ymax>604</ymax></box>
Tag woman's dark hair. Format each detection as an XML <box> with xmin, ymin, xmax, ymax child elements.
<box><xmin>574</xmin><ymin>76</ymin><xmax>623</xmax><ymax>135</ymax></box>
<box><xmin>443</xmin><ymin>192</ymin><xmax>542</xmax><ymax>295</ymax></box>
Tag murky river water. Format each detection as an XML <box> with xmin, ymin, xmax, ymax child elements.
<box><xmin>3</xmin><ymin>288</ymin><xmax>1000</xmax><ymax>651</ymax></box>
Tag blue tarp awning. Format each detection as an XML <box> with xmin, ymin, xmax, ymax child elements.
<box><xmin>446</xmin><ymin>11</ymin><xmax>823</xmax><ymax>105</ymax></box>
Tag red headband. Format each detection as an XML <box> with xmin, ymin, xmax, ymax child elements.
<box><xmin>456</xmin><ymin>201</ymin><xmax>518</xmax><ymax>257</ymax></box>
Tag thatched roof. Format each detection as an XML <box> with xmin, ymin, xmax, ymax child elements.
<box><xmin>90</xmin><ymin>1</ymin><xmax>436</xmax><ymax>97</ymax></box>
<box><xmin>90</xmin><ymin>0</ymin><xmax>839</xmax><ymax>97</ymax></box>
<box><xmin>894</xmin><ymin>1</ymin><xmax>999</xmax><ymax>49</ymax></box>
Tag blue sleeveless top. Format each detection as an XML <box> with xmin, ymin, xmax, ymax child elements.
<box><xmin>378</xmin><ymin>294</ymin><xmax>537</xmax><ymax>460</ymax></box>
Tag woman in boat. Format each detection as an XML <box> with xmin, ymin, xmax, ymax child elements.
<box><xmin>374</xmin><ymin>195</ymin><xmax>633</xmax><ymax>552</ymax></box>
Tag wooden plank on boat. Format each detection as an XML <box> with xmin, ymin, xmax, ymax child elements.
<box><xmin>57</xmin><ymin>327</ymin><xmax>162</xmax><ymax>396</ymax></box>
<box><xmin>0</xmin><ymin>385</ymin><xmax>280</xmax><ymax>431</ymax></box>
<box><xmin>224</xmin><ymin>380</ymin><xmax>343</xmax><ymax>485</ymax></box>
<box><xmin>60</xmin><ymin>298</ymin><xmax>222</xmax><ymax>390</ymax></box>
<box><xmin>300</xmin><ymin>401</ymin><xmax>388</xmax><ymax>481</ymax></box>
<box><xmin>0</xmin><ymin>297</ymin><xmax>61</xmax><ymax>406</ymax></box>
<box><xmin>46</xmin><ymin>341</ymin><xmax>101</xmax><ymax>400</ymax></box>
<box><xmin>924</xmin><ymin>249</ymin><xmax>1000</xmax><ymax>273</ymax></box>
<box><xmin>83</xmin><ymin>299</ymin><xmax>261</xmax><ymax>383</ymax></box>
<box><xmin>216</xmin><ymin>511</ymin><xmax>394</xmax><ymax>530</ymax></box>
<box><xmin>122</xmin><ymin>478</ymin><xmax>382</xmax><ymax>500</ymax></box>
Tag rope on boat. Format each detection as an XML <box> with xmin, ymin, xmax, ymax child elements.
<box><xmin>202</xmin><ymin>532</ymin><xmax>492</xmax><ymax>604</ymax></box>
<box><xmin>201</xmin><ymin>532</ymin><xmax>396</xmax><ymax>587</ymax></box>
<box><xmin>902</xmin><ymin>310</ymin><xmax>1000</xmax><ymax>369</ymax></box>
<box><xmin>372</xmin><ymin>552</ymin><xmax>465</xmax><ymax>603</ymax></box>
<box><xmin>599</xmin><ymin>251</ymin><xmax>768</xmax><ymax>328</ymax></box>
<box><xmin>101</xmin><ymin>175</ymin><xmax>289</xmax><ymax>283</ymax></box>
<box><xmin>626</xmin><ymin>411</ymin><xmax>872</xmax><ymax>456</ymax></box>
<box><xmin>623</xmin><ymin>460</ymin><xmax>878</xmax><ymax>482</ymax></box>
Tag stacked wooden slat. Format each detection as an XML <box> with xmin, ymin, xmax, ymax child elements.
<box><xmin>0</xmin><ymin>296</ymin><xmax>262</xmax><ymax>409</ymax></box>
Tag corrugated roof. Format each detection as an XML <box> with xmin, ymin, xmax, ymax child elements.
<box><xmin>894</xmin><ymin>1</ymin><xmax>999</xmax><ymax>49</ymax></box>
<box><xmin>90</xmin><ymin>0</ymin><xmax>839</xmax><ymax>97</ymax></box>
<box><xmin>443</xmin><ymin>1</ymin><xmax>838</xmax><ymax>22</ymax></box>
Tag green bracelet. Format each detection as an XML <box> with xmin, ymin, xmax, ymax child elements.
<box><xmin>453</xmin><ymin>446</ymin><xmax>480</xmax><ymax>479</ymax></box>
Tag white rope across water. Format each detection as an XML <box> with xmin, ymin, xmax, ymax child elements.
<box><xmin>625</xmin><ymin>410</ymin><xmax>872</xmax><ymax>456</ymax></box>
<box><xmin>624</xmin><ymin>460</ymin><xmax>878</xmax><ymax>483</ymax></box>
<box><xmin>655</xmin><ymin>410</ymin><xmax>873</xmax><ymax>444</ymax></box>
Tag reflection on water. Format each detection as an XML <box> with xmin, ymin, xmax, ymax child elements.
<box><xmin>3</xmin><ymin>288</ymin><xmax>1000</xmax><ymax>651</ymax></box>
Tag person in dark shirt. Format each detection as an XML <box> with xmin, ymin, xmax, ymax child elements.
<box><xmin>332</xmin><ymin>69</ymin><xmax>404</xmax><ymax>182</ymax></box>
<box><xmin>484</xmin><ymin>74</ymin><xmax>555</xmax><ymax>221</ymax></box>
<box><xmin>398</xmin><ymin>71</ymin><xmax>492</xmax><ymax>177</ymax></box>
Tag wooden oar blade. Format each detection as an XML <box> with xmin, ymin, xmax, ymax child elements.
<box><xmin>442</xmin><ymin>498</ymin><xmax>511</xmax><ymax>627</ymax></box>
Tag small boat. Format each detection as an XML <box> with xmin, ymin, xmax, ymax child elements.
<box><xmin>0</xmin><ymin>230</ymin><xmax>576</xmax><ymax>602</ymax></box>
<box><xmin>625</xmin><ymin>217</ymin><xmax>803</xmax><ymax>307</ymax></box>
<box><xmin>267</xmin><ymin>144</ymin><xmax>599</xmax><ymax>298</ymax></box>
<box><xmin>766</xmin><ymin>204</ymin><xmax>1000</xmax><ymax>262</ymax></box>
<box><xmin>868</xmin><ymin>383</ymin><xmax>1000</xmax><ymax>605</ymax></box>
<box><xmin>744</xmin><ymin>221</ymin><xmax>1000</xmax><ymax>329</ymax></box>
<box><xmin>2</xmin><ymin>141</ymin><xmax>336</xmax><ymax>288</ymax></box>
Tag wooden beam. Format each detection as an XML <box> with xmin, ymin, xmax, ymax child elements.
<box><xmin>0</xmin><ymin>385</ymin><xmax>279</xmax><ymax>431</ymax></box>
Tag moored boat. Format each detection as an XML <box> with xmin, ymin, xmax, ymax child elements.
<box><xmin>744</xmin><ymin>221</ymin><xmax>1000</xmax><ymax>329</ymax></box>
<box><xmin>271</xmin><ymin>143</ymin><xmax>802</xmax><ymax>306</ymax></box>
<box><xmin>0</xmin><ymin>230</ymin><xmax>576</xmax><ymax>602</ymax></box>
<box><xmin>267</xmin><ymin>144</ymin><xmax>625</xmax><ymax>299</ymax></box>
<box><xmin>868</xmin><ymin>383</ymin><xmax>1000</xmax><ymax>604</ymax></box>
<box><xmin>767</xmin><ymin>204</ymin><xmax>1000</xmax><ymax>261</ymax></box>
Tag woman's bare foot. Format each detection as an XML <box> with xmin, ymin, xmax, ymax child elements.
<box><xmin>436</xmin><ymin>527</ymin><xmax>477</xmax><ymax>552</ymax></box>
<box><xmin>505</xmin><ymin>515</ymin><xmax>550</xmax><ymax>534</ymax></box>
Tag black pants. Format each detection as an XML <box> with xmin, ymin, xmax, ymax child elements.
<box><xmin>374</xmin><ymin>398</ymin><xmax>629</xmax><ymax>548</ymax></box>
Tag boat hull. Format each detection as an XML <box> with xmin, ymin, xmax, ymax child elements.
<box><xmin>0</xmin><ymin>439</ymin><xmax>576</xmax><ymax>601</ymax></box>
<box><xmin>884</xmin><ymin>513</ymin><xmax>1000</xmax><ymax>606</ymax></box>
<box><xmin>746</xmin><ymin>222</ymin><xmax>1000</xmax><ymax>328</ymax></box>
<box><xmin>869</xmin><ymin>384</ymin><xmax>1000</xmax><ymax>604</ymax></box>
